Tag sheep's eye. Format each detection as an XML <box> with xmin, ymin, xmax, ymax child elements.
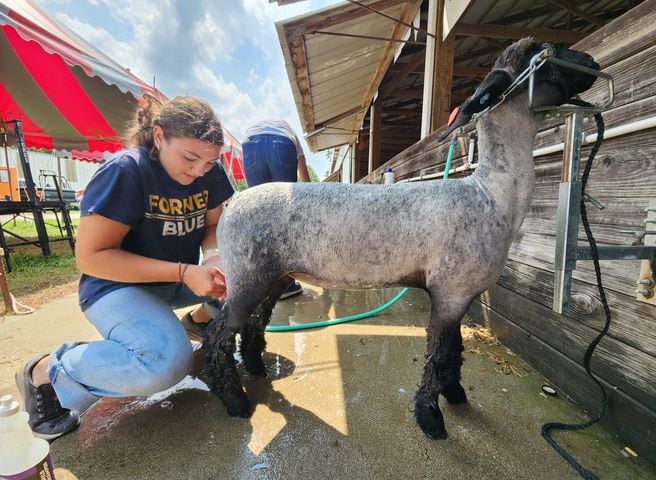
<box><xmin>480</xmin><ymin>93</ymin><xmax>491</xmax><ymax>105</ymax></box>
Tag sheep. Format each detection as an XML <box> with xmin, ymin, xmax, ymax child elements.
<box><xmin>204</xmin><ymin>38</ymin><xmax>600</xmax><ymax>440</ymax></box>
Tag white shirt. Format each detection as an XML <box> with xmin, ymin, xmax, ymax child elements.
<box><xmin>244</xmin><ymin>118</ymin><xmax>303</xmax><ymax>156</ymax></box>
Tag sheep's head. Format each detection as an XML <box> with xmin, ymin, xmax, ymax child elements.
<box><xmin>438</xmin><ymin>38</ymin><xmax>599</xmax><ymax>141</ymax></box>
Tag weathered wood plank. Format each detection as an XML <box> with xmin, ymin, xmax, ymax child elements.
<box><xmin>534</xmin><ymin>94</ymin><xmax>656</xmax><ymax>149</ymax></box>
<box><xmin>520</xmin><ymin>217</ymin><xmax>647</xmax><ymax>247</ymax></box>
<box><xmin>573</xmin><ymin>0</ymin><xmax>656</xmax><ymax>69</ymax></box>
<box><xmin>473</xmin><ymin>285</ymin><xmax>656</xmax><ymax>409</ymax></box>
<box><xmin>368</xmin><ymin>96</ymin><xmax>656</xmax><ymax>183</ymax></box>
<box><xmin>366</xmin><ymin>48</ymin><xmax>656</xmax><ymax>182</ymax></box>
<box><xmin>475</xmin><ymin>285</ymin><xmax>656</xmax><ymax>407</ymax></box>
<box><xmin>466</xmin><ymin>299</ymin><xmax>656</xmax><ymax>465</ymax></box>
<box><xmin>496</xmin><ymin>259</ymin><xmax>656</xmax><ymax>356</ymax></box>
<box><xmin>507</xmin><ymin>230</ymin><xmax>643</xmax><ymax>295</ymax></box>
<box><xmin>580</xmin><ymin>43</ymin><xmax>656</xmax><ymax>109</ymax></box>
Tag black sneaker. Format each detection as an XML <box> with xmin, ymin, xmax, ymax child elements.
<box><xmin>15</xmin><ymin>355</ymin><xmax>81</xmax><ymax>440</ymax></box>
<box><xmin>279</xmin><ymin>282</ymin><xmax>303</xmax><ymax>300</ymax></box>
<box><xmin>181</xmin><ymin>312</ymin><xmax>208</xmax><ymax>342</ymax></box>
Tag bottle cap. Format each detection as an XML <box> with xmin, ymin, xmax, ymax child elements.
<box><xmin>0</xmin><ymin>394</ymin><xmax>19</xmax><ymax>417</ymax></box>
<box><xmin>385</xmin><ymin>167</ymin><xmax>393</xmax><ymax>172</ymax></box>
<box><xmin>541</xmin><ymin>384</ymin><xmax>557</xmax><ymax>396</ymax></box>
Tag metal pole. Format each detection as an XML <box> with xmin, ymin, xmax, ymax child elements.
<box><xmin>1</xmin><ymin>130</ymin><xmax>15</xmax><ymax>200</ymax></box>
<box><xmin>553</xmin><ymin>112</ymin><xmax>584</xmax><ymax>313</ymax></box>
<box><xmin>11</xmin><ymin>120</ymin><xmax>51</xmax><ymax>257</ymax></box>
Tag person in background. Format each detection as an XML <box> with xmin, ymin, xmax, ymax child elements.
<box><xmin>242</xmin><ymin>117</ymin><xmax>310</xmax><ymax>299</ymax></box>
<box><xmin>15</xmin><ymin>95</ymin><xmax>233</xmax><ymax>439</ymax></box>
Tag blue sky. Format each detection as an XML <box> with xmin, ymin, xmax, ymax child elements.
<box><xmin>35</xmin><ymin>0</ymin><xmax>344</xmax><ymax>179</ymax></box>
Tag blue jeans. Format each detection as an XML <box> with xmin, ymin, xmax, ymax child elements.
<box><xmin>47</xmin><ymin>283</ymin><xmax>212</xmax><ymax>413</ymax></box>
<box><xmin>242</xmin><ymin>134</ymin><xmax>298</xmax><ymax>187</ymax></box>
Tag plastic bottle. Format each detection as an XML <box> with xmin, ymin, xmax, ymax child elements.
<box><xmin>0</xmin><ymin>394</ymin><xmax>55</xmax><ymax>480</ymax></box>
<box><xmin>383</xmin><ymin>167</ymin><xmax>395</xmax><ymax>185</ymax></box>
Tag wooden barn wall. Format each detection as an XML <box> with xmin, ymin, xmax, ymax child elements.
<box><xmin>361</xmin><ymin>1</ymin><xmax>656</xmax><ymax>463</ymax></box>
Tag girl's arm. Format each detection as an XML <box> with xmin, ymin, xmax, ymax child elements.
<box><xmin>76</xmin><ymin>211</ymin><xmax>227</xmax><ymax>298</ymax></box>
<box><xmin>76</xmin><ymin>213</ymin><xmax>180</xmax><ymax>283</ymax></box>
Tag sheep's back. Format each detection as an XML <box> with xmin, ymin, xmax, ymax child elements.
<box><xmin>218</xmin><ymin>179</ymin><xmax>511</xmax><ymax>289</ymax></box>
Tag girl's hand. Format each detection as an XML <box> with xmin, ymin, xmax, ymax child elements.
<box><xmin>182</xmin><ymin>264</ymin><xmax>227</xmax><ymax>300</ymax></box>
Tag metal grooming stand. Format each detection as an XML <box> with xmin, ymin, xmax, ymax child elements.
<box><xmin>0</xmin><ymin>119</ymin><xmax>76</xmax><ymax>272</ymax></box>
<box><xmin>525</xmin><ymin>54</ymin><xmax>656</xmax><ymax>313</ymax></box>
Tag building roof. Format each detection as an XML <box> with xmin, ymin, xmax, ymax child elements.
<box><xmin>277</xmin><ymin>0</ymin><xmax>642</xmax><ymax>157</ymax></box>
<box><xmin>276</xmin><ymin>0</ymin><xmax>422</xmax><ymax>151</ymax></box>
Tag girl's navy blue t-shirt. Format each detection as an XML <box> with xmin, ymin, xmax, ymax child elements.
<box><xmin>78</xmin><ymin>146</ymin><xmax>234</xmax><ymax>310</ymax></box>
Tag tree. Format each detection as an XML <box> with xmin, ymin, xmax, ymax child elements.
<box><xmin>307</xmin><ymin>165</ymin><xmax>320</xmax><ymax>182</ymax></box>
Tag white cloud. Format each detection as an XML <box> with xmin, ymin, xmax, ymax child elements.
<box><xmin>36</xmin><ymin>0</ymin><xmax>339</xmax><ymax>177</ymax></box>
<box><xmin>53</xmin><ymin>13</ymin><xmax>150</xmax><ymax>81</ymax></box>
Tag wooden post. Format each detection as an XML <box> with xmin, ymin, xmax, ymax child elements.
<box><xmin>431</xmin><ymin>32</ymin><xmax>455</xmax><ymax>129</ymax></box>
<box><xmin>368</xmin><ymin>97</ymin><xmax>382</xmax><ymax>174</ymax></box>
<box><xmin>0</xmin><ymin>248</ymin><xmax>13</xmax><ymax>314</ymax></box>
<box><xmin>352</xmin><ymin>140</ymin><xmax>361</xmax><ymax>183</ymax></box>
<box><xmin>421</xmin><ymin>0</ymin><xmax>455</xmax><ymax>137</ymax></box>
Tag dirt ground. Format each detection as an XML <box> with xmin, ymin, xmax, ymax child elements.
<box><xmin>2</xmin><ymin>280</ymin><xmax>78</xmax><ymax>316</ymax></box>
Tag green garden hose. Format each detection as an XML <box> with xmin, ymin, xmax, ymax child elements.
<box><xmin>265</xmin><ymin>288</ymin><xmax>409</xmax><ymax>332</ymax></box>
<box><xmin>443</xmin><ymin>137</ymin><xmax>457</xmax><ymax>180</ymax></box>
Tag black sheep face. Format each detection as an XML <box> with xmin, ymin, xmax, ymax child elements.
<box><xmin>497</xmin><ymin>38</ymin><xmax>599</xmax><ymax>102</ymax></box>
<box><xmin>439</xmin><ymin>37</ymin><xmax>600</xmax><ymax>140</ymax></box>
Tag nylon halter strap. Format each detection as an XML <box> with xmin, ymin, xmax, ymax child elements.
<box><xmin>475</xmin><ymin>48</ymin><xmax>554</xmax><ymax>119</ymax></box>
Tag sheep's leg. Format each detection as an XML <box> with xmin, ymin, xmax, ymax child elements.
<box><xmin>240</xmin><ymin>277</ymin><xmax>293</xmax><ymax>377</ymax></box>
<box><xmin>204</xmin><ymin>304</ymin><xmax>251</xmax><ymax>417</ymax></box>
<box><xmin>441</xmin><ymin>325</ymin><xmax>467</xmax><ymax>405</ymax></box>
<box><xmin>204</xmin><ymin>282</ymin><xmax>277</xmax><ymax>417</ymax></box>
<box><xmin>414</xmin><ymin>296</ymin><xmax>471</xmax><ymax>440</ymax></box>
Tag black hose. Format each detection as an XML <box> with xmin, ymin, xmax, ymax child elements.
<box><xmin>541</xmin><ymin>99</ymin><xmax>608</xmax><ymax>480</ymax></box>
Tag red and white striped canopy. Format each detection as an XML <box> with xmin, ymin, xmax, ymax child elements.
<box><xmin>0</xmin><ymin>0</ymin><xmax>244</xmax><ymax>179</ymax></box>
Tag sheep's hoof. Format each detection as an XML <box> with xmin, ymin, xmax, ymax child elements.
<box><xmin>243</xmin><ymin>356</ymin><xmax>267</xmax><ymax>378</ymax></box>
<box><xmin>414</xmin><ymin>400</ymin><xmax>448</xmax><ymax>440</ymax></box>
<box><xmin>443</xmin><ymin>384</ymin><xmax>468</xmax><ymax>405</ymax></box>
<box><xmin>221</xmin><ymin>389</ymin><xmax>252</xmax><ymax>418</ymax></box>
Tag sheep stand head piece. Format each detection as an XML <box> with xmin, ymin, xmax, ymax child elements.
<box><xmin>439</xmin><ymin>38</ymin><xmax>599</xmax><ymax>142</ymax></box>
<box><xmin>203</xmin><ymin>38</ymin><xmax>600</xmax><ymax>441</ymax></box>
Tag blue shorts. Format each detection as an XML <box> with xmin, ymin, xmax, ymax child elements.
<box><xmin>242</xmin><ymin>134</ymin><xmax>298</xmax><ymax>186</ymax></box>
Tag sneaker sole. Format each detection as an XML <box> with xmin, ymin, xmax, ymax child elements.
<box><xmin>279</xmin><ymin>287</ymin><xmax>303</xmax><ymax>300</ymax></box>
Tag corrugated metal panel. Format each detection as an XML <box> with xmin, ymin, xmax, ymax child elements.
<box><xmin>278</xmin><ymin>0</ymin><xmax>634</xmax><ymax>159</ymax></box>
<box><xmin>276</xmin><ymin>0</ymin><xmax>422</xmax><ymax>152</ymax></box>
<box><xmin>3</xmin><ymin>147</ymin><xmax>100</xmax><ymax>189</ymax></box>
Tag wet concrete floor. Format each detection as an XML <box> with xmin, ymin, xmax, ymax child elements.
<box><xmin>1</xmin><ymin>285</ymin><xmax>654</xmax><ymax>479</ymax></box>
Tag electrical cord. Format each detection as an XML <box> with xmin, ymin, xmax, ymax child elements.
<box><xmin>541</xmin><ymin>100</ymin><xmax>608</xmax><ymax>480</ymax></box>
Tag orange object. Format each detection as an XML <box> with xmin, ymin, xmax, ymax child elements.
<box><xmin>0</xmin><ymin>167</ymin><xmax>19</xmax><ymax>201</ymax></box>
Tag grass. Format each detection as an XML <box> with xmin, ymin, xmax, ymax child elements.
<box><xmin>2</xmin><ymin>212</ymin><xmax>80</xmax><ymax>297</ymax></box>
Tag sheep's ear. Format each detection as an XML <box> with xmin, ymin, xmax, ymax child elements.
<box><xmin>436</xmin><ymin>70</ymin><xmax>512</xmax><ymax>142</ymax></box>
